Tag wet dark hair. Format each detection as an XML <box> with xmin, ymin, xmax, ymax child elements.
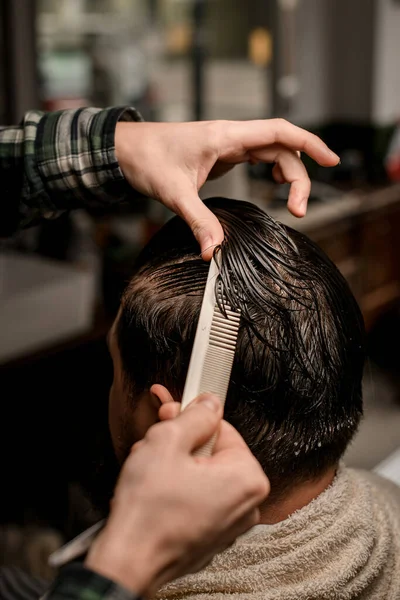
<box><xmin>117</xmin><ymin>198</ymin><xmax>365</xmax><ymax>497</ymax></box>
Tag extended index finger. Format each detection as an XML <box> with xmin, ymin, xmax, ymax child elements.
<box><xmin>225</xmin><ymin>119</ymin><xmax>340</xmax><ymax>167</ymax></box>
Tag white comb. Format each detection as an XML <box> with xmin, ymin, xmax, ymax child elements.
<box><xmin>181</xmin><ymin>256</ymin><xmax>241</xmax><ymax>456</ymax></box>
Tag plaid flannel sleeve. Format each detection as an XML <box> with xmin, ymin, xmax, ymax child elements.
<box><xmin>45</xmin><ymin>563</ymin><xmax>141</xmax><ymax>600</ymax></box>
<box><xmin>0</xmin><ymin>106</ymin><xmax>143</xmax><ymax>237</ymax></box>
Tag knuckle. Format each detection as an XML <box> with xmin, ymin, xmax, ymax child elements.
<box><xmin>145</xmin><ymin>421</ymin><xmax>165</xmax><ymax>444</ymax></box>
<box><xmin>196</xmin><ymin>404</ymin><xmax>219</xmax><ymax>429</ymax></box>
<box><xmin>158</xmin><ymin>419</ymin><xmax>181</xmax><ymax>444</ymax></box>
<box><xmin>271</xmin><ymin>118</ymin><xmax>288</xmax><ymax>144</ymax></box>
<box><xmin>245</xmin><ymin>469</ymin><xmax>270</xmax><ymax>501</ymax></box>
<box><xmin>301</xmin><ymin>172</ymin><xmax>312</xmax><ymax>187</ymax></box>
<box><xmin>311</xmin><ymin>132</ymin><xmax>324</xmax><ymax>147</ymax></box>
<box><xmin>129</xmin><ymin>440</ymin><xmax>143</xmax><ymax>455</ymax></box>
<box><xmin>204</xmin><ymin>120</ymin><xmax>224</xmax><ymax>154</ymax></box>
<box><xmin>256</xmin><ymin>474</ymin><xmax>271</xmax><ymax>500</ymax></box>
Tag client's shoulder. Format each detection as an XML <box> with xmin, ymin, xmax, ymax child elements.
<box><xmin>346</xmin><ymin>466</ymin><xmax>400</xmax><ymax>509</ymax></box>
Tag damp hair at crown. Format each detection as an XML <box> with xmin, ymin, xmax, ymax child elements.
<box><xmin>141</xmin><ymin>198</ymin><xmax>356</xmax><ymax>414</ymax></box>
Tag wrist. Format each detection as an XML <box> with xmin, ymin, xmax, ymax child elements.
<box><xmin>115</xmin><ymin>122</ymin><xmax>145</xmax><ymax>183</ymax></box>
<box><xmin>114</xmin><ymin>122</ymin><xmax>132</xmax><ymax>180</ymax></box>
<box><xmin>84</xmin><ymin>522</ymin><xmax>163</xmax><ymax>597</ymax></box>
<box><xmin>55</xmin><ymin>563</ymin><xmax>141</xmax><ymax>600</ymax></box>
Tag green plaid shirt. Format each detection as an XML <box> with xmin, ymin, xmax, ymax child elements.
<box><xmin>46</xmin><ymin>564</ymin><xmax>141</xmax><ymax>600</ymax></box>
<box><xmin>0</xmin><ymin>106</ymin><xmax>143</xmax><ymax>237</ymax></box>
<box><xmin>0</xmin><ymin>564</ymin><xmax>140</xmax><ymax>600</ymax></box>
<box><xmin>0</xmin><ymin>106</ymin><xmax>143</xmax><ymax>598</ymax></box>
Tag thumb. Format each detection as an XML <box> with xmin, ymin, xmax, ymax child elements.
<box><xmin>212</xmin><ymin>420</ymin><xmax>250</xmax><ymax>455</ymax></box>
<box><xmin>172</xmin><ymin>192</ymin><xmax>224</xmax><ymax>261</ymax></box>
<box><xmin>175</xmin><ymin>394</ymin><xmax>223</xmax><ymax>452</ymax></box>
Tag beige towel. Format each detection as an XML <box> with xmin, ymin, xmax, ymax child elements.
<box><xmin>157</xmin><ymin>468</ymin><xmax>400</xmax><ymax>600</ymax></box>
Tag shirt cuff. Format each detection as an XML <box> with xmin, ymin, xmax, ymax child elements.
<box><xmin>94</xmin><ymin>105</ymin><xmax>144</xmax><ymax>200</ymax></box>
<box><xmin>34</xmin><ymin>105</ymin><xmax>144</xmax><ymax>217</ymax></box>
<box><xmin>47</xmin><ymin>563</ymin><xmax>141</xmax><ymax>600</ymax></box>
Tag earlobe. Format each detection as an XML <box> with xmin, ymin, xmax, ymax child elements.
<box><xmin>150</xmin><ymin>384</ymin><xmax>175</xmax><ymax>406</ymax></box>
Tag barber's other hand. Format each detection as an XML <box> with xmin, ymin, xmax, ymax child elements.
<box><xmin>115</xmin><ymin>119</ymin><xmax>339</xmax><ymax>259</ymax></box>
<box><xmin>85</xmin><ymin>394</ymin><xmax>269</xmax><ymax>597</ymax></box>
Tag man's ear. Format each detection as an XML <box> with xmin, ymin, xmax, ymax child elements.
<box><xmin>151</xmin><ymin>384</ymin><xmax>182</xmax><ymax>422</ymax></box>
<box><xmin>150</xmin><ymin>384</ymin><xmax>176</xmax><ymax>408</ymax></box>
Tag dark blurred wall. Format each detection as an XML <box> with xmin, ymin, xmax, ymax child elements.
<box><xmin>0</xmin><ymin>2</ymin><xmax>6</xmax><ymax>123</ymax></box>
<box><xmin>373</xmin><ymin>0</ymin><xmax>400</xmax><ymax>125</ymax></box>
<box><xmin>207</xmin><ymin>0</ymin><xmax>252</xmax><ymax>58</ymax></box>
<box><xmin>288</xmin><ymin>0</ymin><xmax>400</xmax><ymax>127</ymax></box>
<box><xmin>206</xmin><ymin>0</ymin><xmax>271</xmax><ymax>59</ymax></box>
<box><xmin>1</xmin><ymin>0</ymin><xmax>39</xmax><ymax>123</ymax></box>
<box><xmin>290</xmin><ymin>0</ymin><xmax>375</xmax><ymax>125</ymax></box>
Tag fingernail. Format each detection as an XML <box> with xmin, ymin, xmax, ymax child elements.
<box><xmin>299</xmin><ymin>198</ymin><xmax>308</xmax><ymax>214</ymax></box>
<box><xmin>198</xmin><ymin>394</ymin><xmax>220</xmax><ymax>412</ymax></box>
<box><xmin>199</xmin><ymin>242</ymin><xmax>219</xmax><ymax>258</ymax></box>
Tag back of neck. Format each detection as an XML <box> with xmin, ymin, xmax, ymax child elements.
<box><xmin>260</xmin><ymin>467</ymin><xmax>336</xmax><ymax>524</ymax></box>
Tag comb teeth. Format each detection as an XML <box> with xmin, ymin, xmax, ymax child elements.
<box><xmin>199</xmin><ymin>300</ymin><xmax>240</xmax><ymax>399</ymax></box>
<box><xmin>195</xmin><ymin>302</ymin><xmax>240</xmax><ymax>458</ymax></box>
<box><xmin>209</xmin><ymin>306</ymin><xmax>241</xmax><ymax>351</ymax></box>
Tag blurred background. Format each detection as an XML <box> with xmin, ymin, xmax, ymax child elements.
<box><xmin>1</xmin><ymin>0</ymin><xmax>400</xmax><ymax>582</ymax></box>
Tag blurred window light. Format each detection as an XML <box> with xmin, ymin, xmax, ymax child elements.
<box><xmin>248</xmin><ymin>28</ymin><xmax>272</xmax><ymax>67</ymax></box>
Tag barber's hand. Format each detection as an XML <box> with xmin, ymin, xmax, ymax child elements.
<box><xmin>115</xmin><ymin>119</ymin><xmax>339</xmax><ymax>259</ymax></box>
<box><xmin>85</xmin><ymin>394</ymin><xmax>269</xmax><ymax>597</ymax></box>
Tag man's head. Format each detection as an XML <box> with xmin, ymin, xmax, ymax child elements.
<box><xmin>108</xmin><ymin>198</ymin><xmax>365</xmax><ymax>498</ymax></box>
